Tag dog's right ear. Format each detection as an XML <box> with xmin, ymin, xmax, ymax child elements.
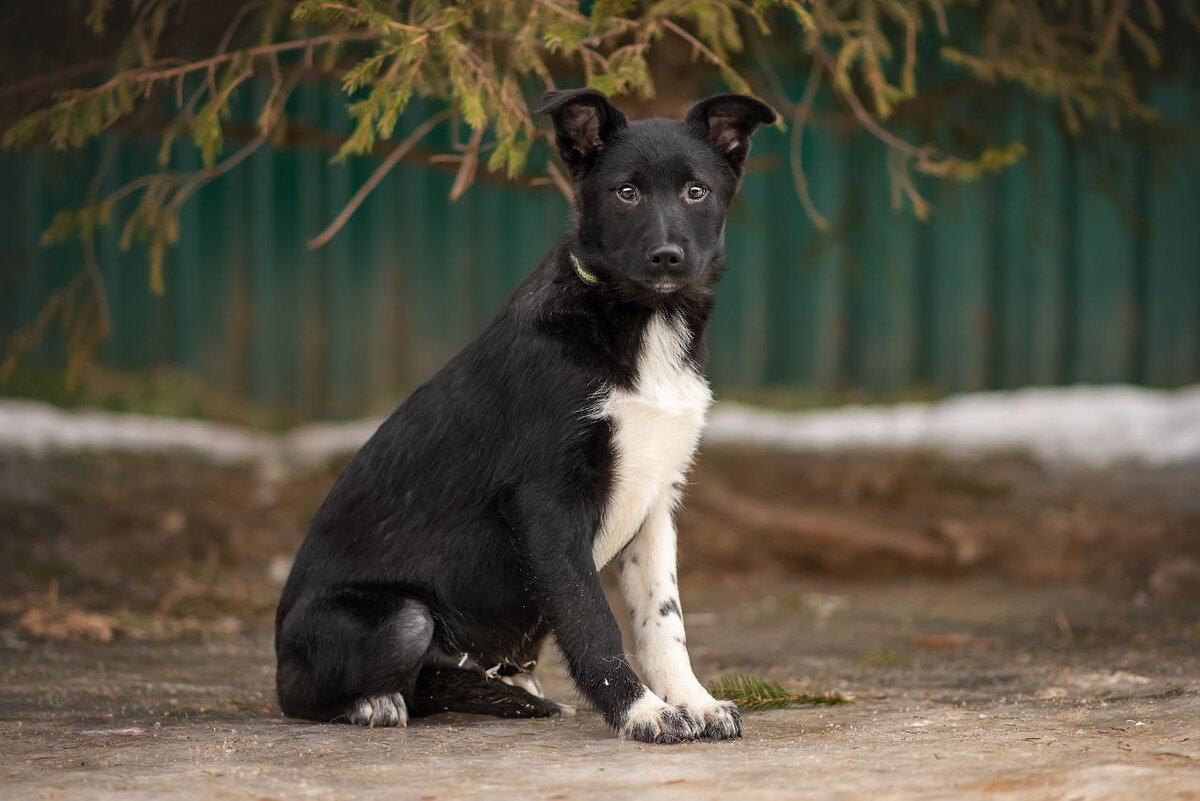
<box><xmin>536</xmin><ymin>88</ymin><xmax>627</xmax><ymax>180</ymax></box>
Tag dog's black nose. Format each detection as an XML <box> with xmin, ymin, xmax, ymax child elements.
<box><xmin>648</xmin><ymin>244</ymin><xmax>685</xmax><ymax>269</ymax></box>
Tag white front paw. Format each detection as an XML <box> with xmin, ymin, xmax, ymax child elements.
<box><xmin>674</xmin><ymin>693</ymin><xmax>742</xmax><ymax>740</ymax></box>
<box><xmin>619</xmin><ymin>689</ymin><xmax>704</xmax><ymax>744</ymax></box>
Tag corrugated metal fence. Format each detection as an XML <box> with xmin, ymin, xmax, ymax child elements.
<box><xmin>2</xmin><ymin>77</ymin><xmax>1198</xmax><ymax>419</ymax></box>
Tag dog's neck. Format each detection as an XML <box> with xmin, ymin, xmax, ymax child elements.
<box><xmin>534</xmin><ymin>241</ymin><xmax>715</xmax><ymax>389</ymax></box>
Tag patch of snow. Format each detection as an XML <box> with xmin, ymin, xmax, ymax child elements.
<box><xmin>704</xmin><ymin>384</ymin><xmax>1200</xmax><ymax>468</ymax></box>
<box><xmin>0</xmin><ymin>399</ymin><xmax>270</xmax><ymax>464</ymax></box>
<box><xmin>1</xmin><ymin>383</ymin><xmax>1199</xmax><ymax>470</ymax></box>
<box><xmin>283</xmin><ymin>418</ymin><xmax>386</xmax><ymax>468</ymax></box>
<box><xmin>0</xmin><ymin>399</ymin><xmax>383</xmax><ymax>473</ymax></box>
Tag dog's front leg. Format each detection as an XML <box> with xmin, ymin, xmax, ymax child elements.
<box><xmin>616</xmin><ymin>498</ymin><xmax>742</xmax><ymax>739</ymax></box>
<box><xmin>514</xmin><ymin>493</ymin><xmax>703</xmax><ymax>743</ymax></box>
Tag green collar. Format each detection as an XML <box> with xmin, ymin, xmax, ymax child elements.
<box><xmin>568</xmin><ymin>251</ymin><xmax>600</xmax><ymax>287</ymax></box>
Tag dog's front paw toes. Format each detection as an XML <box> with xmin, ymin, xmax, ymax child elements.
<box><xmin>346</xmin><ymin>692</ymin><xmax>408</xmax><ymax>727</ymax></box>
<box><xmin>619</xmin><ymin>693</ymin><xmax>703</xmax><ymax>744</ymax></box>
<box><xmin>695</xmin><ymin>699</ymin><xmax>742</xmax><ymax>740</ymax></box>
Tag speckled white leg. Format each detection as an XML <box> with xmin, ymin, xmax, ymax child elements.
<box><xmin>617</xmin><ymin>499</ymin><xmax>742</xmax><ymax>740</ymax></box>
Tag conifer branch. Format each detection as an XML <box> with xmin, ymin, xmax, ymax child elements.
<box><xmin>0</xmin><ymin>0</ymin><xmax>1190</xmax><ymax>378</ymax></box>
<box><xmin>9</xmin><ymin>30</ymin><xmax>378</xmax><ymax>129</ymax></box>
<box><xmin>707</xmin><ymin>674</ymin><xmax>850</xmax><ymax>711</ymax></box>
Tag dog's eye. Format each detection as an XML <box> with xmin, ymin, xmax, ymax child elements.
<box><xmin>616</xmin><ymin>184</ymin><xmax>639</xmax><ymax>202</ymax></box>
<box><xmin>686</xmin><ymin>184</ymin><xmax>709</xmax><ymax>202</ymax></box>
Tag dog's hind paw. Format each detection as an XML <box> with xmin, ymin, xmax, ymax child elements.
<box><xmin>619</xmin><ymin>690</ymin><xmax>703</xmax><ymax>744</ymax></box>
<box><xmin>500</xmin><ymin>672</ymin><xmax>544</xmax><ymax>698</ymax></box>
<box><xmin>346</xmin><ymin>693</ymin><xmax>409</xmax><ymax>727</ymax></box>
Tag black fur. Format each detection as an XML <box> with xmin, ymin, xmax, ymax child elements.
<box><xmin>409</xmin><ymin>669</ymin><xmax>562</xmax><ymax>719</ymax></box>
<box><xmin>274</xmin><ymin>88</ymin><xmax>775</xmax><ymax>740</ymax></box>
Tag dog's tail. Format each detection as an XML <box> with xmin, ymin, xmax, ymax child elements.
<box><xmin>408</xmin><ymin>667</ymin><xmax>566</xmax><ymax>719</ymax></box>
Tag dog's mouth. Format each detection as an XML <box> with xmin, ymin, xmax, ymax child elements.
<box><xmin>649</xmin><ymin>279</ymin><xmax>682</xmax><ymax>294</ymax></box>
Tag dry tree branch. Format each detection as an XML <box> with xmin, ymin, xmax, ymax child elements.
<box><xmin>307</xmin><ymin>108</ymin><xmax>453</xmax><ymax>250</ymax></box>
<box><xmin>0</xmin><ymin>58</ymin><xmax>114</xmax><ymax>99</ymax></box>
<box><xmin>164</xmin><ymin>128</ymin><xmax>267</xmax><ymax>218</ymax></box>
<box><xmin>789</xmin><ymin>54</ymin><xmax>829</xmax><ymax>231</ymax></box>
<box><xmin>928</xmin><ymin>0</ymin><xmax>949</xmax><ymax>36</ymax></box>
<box><xmin>1096</xmin><ymin>0</ymin><xmax>1131</xmax><ymax>62</ymax></box>
<box><xmin>813</xmin><ymin>41</ymin><xmax>936</xmax><ymax>169</ymax></box>
<box><xmin>449</xmin><ymin>122</ymin><xmax>486</xmax><ymax>202</ymax></box>
<box><xmin>545</xmin><ymin>160</ymin><xmax>574</xmax><ymax>204</ymax></box>
<box><xmin>533</xmin><ymin>0</ymin><xmax>585</xmax><ymax>22</ymax></box>
<box><xmin>0</xmin><ymin>273</ymin><xmax>88</xmax><ymax>379</ymax></box>
<box><xmin>82</xmin><ymin>137</ymin><xmax>118</xmax><ymax>341</ymax></box>
<box><xmin>661</xmin><ymin>18</ymin><xmax>737</xmax><ymax>76</ymax></box>
<box><xmin>47</xmin><ymin>30</ymin><xmax>380</xmax><ymax>114</ymax></box>
<box><xmin>807</xmin><ymin>37</ymin><xmax>943</xmax><ymax>216</ymax></box>
<box><xmin>216</xmin><ymin>0</ymin><xmax>266</xmax><ymax>58</ymax></box>
<box><xmin>166</xmin><ymin>62</ymin><xmax>297</xmax><ymax>210</ymax></box>
<box><xmin>309</xmin><ymin>1</ymin><xmax>444</xmax><ymax>34</ymax></box>
<box><xmin>746</xmin><ymin>24</ymin><xmax>788</xmax><ymax>109</ymax></box>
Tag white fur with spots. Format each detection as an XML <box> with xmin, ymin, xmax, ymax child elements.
<box><xmin>591</xmin><ymin>311</ymin><xmax>742</xmax><ymax>739</ymax></box>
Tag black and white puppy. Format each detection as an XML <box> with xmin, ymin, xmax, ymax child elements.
<box><xmin>275</xmin><ymin>88</ymin><xmax>775</xmax><ymax>743</ymax></box>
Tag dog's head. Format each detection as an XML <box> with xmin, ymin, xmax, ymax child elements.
<box><xmin>537</xmin><ymin>88</ymin><xmax>775</xmax><ymax>300</ymax></box>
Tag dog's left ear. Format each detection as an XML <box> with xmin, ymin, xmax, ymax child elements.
<box><xmin>536</xmin><ymin>88</ymin><xmax>628</xmax><ymax>180</ymax></box>
<box><xmin>684</xmin><ymin>94</ymin><xmax>777</xmax><ymax>174</ymax></box>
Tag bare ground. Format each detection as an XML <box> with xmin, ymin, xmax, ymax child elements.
<box><xmin>2</xmin><ymin>446</ymin><xmax>1199</xmax><ymax>633</ymax></box>
<box><xmin>2</xmin><ymin>578</ymin><xmax>1199</xmax><ymax>800</ymax></box>
<box><xmin>1</xmin><ymin>447</ymin><xmax>1199</xmax><ymax>799</ymax></box>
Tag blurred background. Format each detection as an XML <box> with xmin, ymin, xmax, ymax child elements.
<box><xmin>2</xmin><ymin>5</ymin><xmax>1200</xmax><ymax>796</ymax></box>
<box><xmin>0</xmin><ymin>0</ymin><xmax>1198</xmax><ymax>671</ymax></box>
<box><xmin>2</xmin><ymin>3</ymin><xmax>1198</xmax><ymax>423</ymax></box>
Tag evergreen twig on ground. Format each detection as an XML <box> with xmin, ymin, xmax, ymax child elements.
<box><xmin>707</xmin><ymin>674</ymin><xmax>850</xmax><ymax>711</ymax></box>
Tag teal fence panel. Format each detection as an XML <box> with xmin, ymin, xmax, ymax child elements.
<box><xmin>1</xmin><ymin>75</ymin><xmax>1198</xmax><ymax>419</ymax></box>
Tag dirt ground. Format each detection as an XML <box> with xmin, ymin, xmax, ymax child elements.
<box><xmin>1</xmin><ymin>447</ymin><xmax>1199</xmax><ymax>798</ymax></box>
<box><xmin>2</xmin><ymin>578</ymin><xmax>1199</xmax><ymax>800</ymax></box>
<box><xmin>2</xmin><ymin>446</ymin><xmax>1199</xmax><ymax>635</ymax></box>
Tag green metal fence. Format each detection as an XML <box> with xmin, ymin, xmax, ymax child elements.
<box><xmin>2</xmin><ymin>79</ymin><xmax>1198</xmax><ymax>419</ymax></box>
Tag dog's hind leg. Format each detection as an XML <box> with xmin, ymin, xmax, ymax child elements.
<box><xmin>276</xmin><ymin>592</ymin><xmax>435</xmax><ymax>727</ymax></box>
<box><xmin>342</xmin><ymin>599</ymin><xmax>436</xmax><ymax>727</ymax></box>
<box><xmin>408</xmin><ymin>667</ymin><xmax>565</xmax><ymax>719</ymax></box>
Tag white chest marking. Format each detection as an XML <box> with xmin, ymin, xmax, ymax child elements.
<box><xmin>591</xmin><ymin>313</ymin><xmax>712</xmax><ymax>568</ymax></box>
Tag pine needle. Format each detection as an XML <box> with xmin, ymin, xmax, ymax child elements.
<box><xmin>706</xmin><ymin>674</ymin><xmax>849</xmax><ymax>711</ymax></box>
